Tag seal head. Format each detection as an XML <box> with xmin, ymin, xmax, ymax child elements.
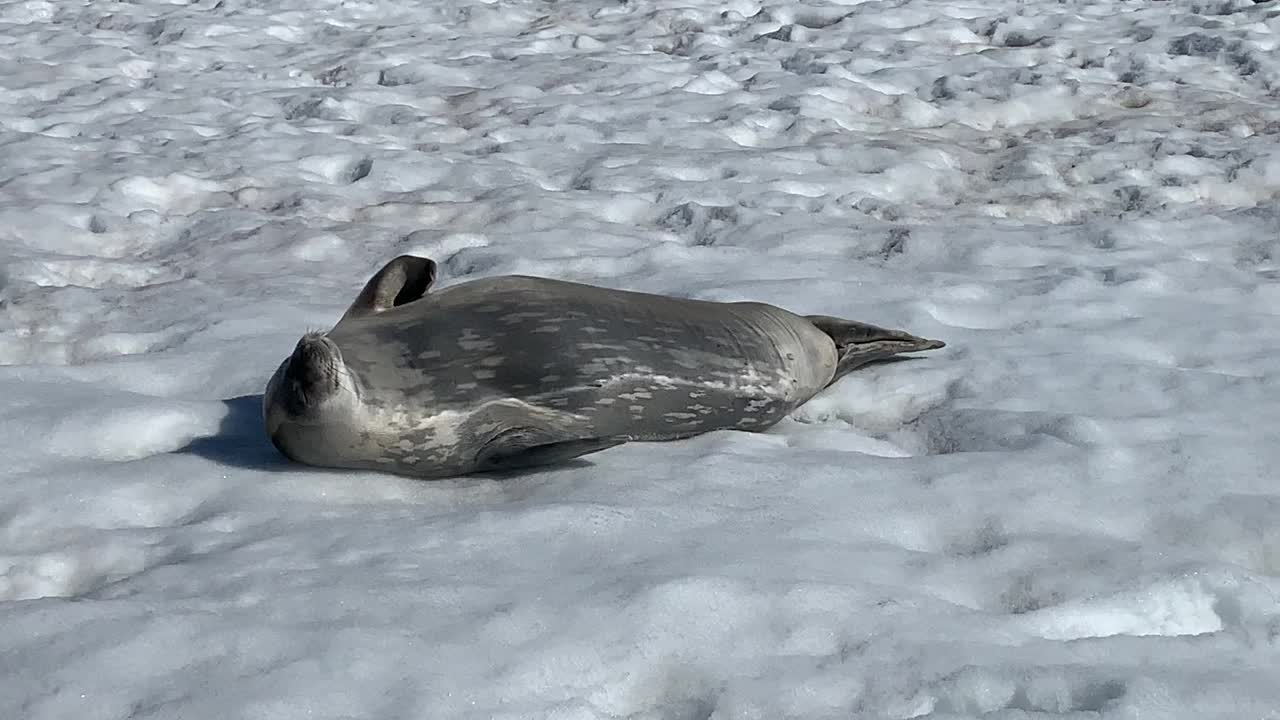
<box><xmin>263</xmin><ymin>332</ymin><xmax>359</xmax><ymax>464</ymax></box>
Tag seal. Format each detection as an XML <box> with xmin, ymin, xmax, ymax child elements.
<box><xmin>263</xmin><ymin>255</ymin><xmax>944</xmax><ymax>478</ymax></box>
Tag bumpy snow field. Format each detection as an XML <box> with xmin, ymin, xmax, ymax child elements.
<box><xmin>3</xmin><ymin>0</ymin><xmax>1280</xmax><ymax>717</ymax></box>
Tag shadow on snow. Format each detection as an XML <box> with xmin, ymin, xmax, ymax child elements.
<box><xmin>179</xmin><ymin>394</ymin><xmax>304</xmax><ymax>473</ymax></box>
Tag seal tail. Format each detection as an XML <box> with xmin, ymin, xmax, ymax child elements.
<box><xmin>804</xmin><ymin>315</ymin><xmax>945</xmax><ymax>384</ymax></box>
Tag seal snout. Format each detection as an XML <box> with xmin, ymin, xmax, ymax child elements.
<box><xmin>283</xmin><ymin>332</ymin><xmax>344</xmax><ymax>414</ymax></box>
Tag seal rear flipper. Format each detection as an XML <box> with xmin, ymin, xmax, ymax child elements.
<box><xmin>338</xmin><ymin>255</ymin><xmax>438</xmax><ymax>322</ymax></box>
<box><xmin>474</xmin><ymin>428</ymin><xmax>625</xmax><ymax>473</ymax></box>
<box><xmin>805</xmin><ymin>315</ymin><xmax>945</xmax><ymax>382</ymax></box>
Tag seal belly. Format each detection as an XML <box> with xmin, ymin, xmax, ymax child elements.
<box><xmin>329</xmin><ymin>277</ymin><xmax>841</xmax><ymax>444</ymax></box>
<box><xmin>536</xmin><ymin>303</ymin><xmax>836</xmax><ymax>440</ymax></box>
<box><xmin>545</xmin><ymin>378</ymin><xmax>788</xmax><ymax>440</ymax></box>
<box><xmin>320</xmin><ymin>276</ymin><xmax>844</xmax><ymax>472</ymax></box>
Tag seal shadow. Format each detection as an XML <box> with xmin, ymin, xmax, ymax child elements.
<box><xmin>180</xmin><ymin>394</ymin><xmax>304</xmax><ymax>473</ymax></box>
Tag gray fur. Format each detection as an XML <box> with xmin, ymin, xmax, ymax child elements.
<box><xmin>263</xmin><ymin>255</ymin><xmax>944</xmax><ymax>479</ymax></box>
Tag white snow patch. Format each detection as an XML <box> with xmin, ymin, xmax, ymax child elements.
<box><xmin>3</xmin><ymin>0</ymin><xmax>1280</xmax><ymax>716</ymax></box>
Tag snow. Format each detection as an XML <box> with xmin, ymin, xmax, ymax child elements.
<box><xmin>3</xmin><ymin>0</ymin><xmax>1280</xmax><ymax>716</ymax></box>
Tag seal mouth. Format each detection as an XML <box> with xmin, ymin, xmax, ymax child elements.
<box><xmin>268</xmin><ymin>426</ymin><xmax>297</xmax><ymax>460</ymax></box>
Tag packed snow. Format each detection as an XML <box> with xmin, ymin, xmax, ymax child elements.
<box><xmin>3</xmin><ymin>0</ymin><xmax>1280</xmax><ymax>717</ymax></box>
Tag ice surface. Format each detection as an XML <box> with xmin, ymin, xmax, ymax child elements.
<box><xmin>3</xmin><ymin>0</ymin><xmax>1280</xmax><ymax>717</ymax></box>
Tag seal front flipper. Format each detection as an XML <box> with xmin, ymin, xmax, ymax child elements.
<box><xmin>805</xmin><ymin>315</ymin><xmax>945</xmax><ymax>382</ymax></box>
<box><xmin>474</xmin><ymin>427</ymin><xmax>625</xmax><ymax>473</ymax></box>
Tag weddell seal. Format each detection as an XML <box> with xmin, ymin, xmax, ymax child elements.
<box><xmin>262</xmin><ymin>255</ymin><xmax>944</xmax><ymax>478</ymax></box>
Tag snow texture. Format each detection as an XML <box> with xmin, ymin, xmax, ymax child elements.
<box><xmin>3</xmin><ymin>0</ymin><xmax>1280</xmax><ymax>717</ymax></box>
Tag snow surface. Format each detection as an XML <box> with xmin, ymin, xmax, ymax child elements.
<box><xmin>3</xmin><ymin>0</ymin><xmax>1280</xmax><ymax>717</ymax></box>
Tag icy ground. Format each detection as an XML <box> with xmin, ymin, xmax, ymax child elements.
<box><xmin>3</xmin><ymin>0</ymin><xmax>1280</xmax><ymax>717</ymax></box>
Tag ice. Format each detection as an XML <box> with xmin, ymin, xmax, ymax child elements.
<box><xmin>3</xmin><ymin>0</ymin><xmax>1280</xmax><ymax>717</ymax></box>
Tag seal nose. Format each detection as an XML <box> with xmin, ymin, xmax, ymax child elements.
<box><xmin>285</xmin><ymin>334</ymin><xmax>332</xmax><ymax>388</ymax></box>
